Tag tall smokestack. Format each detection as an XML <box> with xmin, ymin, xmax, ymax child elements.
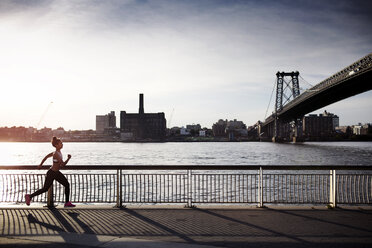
<box><xmin>139</xmin><ymin>93</ymin><xmax>144</xmax><ymax>114</ymax></box>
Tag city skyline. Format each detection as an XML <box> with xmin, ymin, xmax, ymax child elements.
<box><xmin>1</xmin><ymin>0</ymin><xmax>371</xmax><ymax>130</ymax></box>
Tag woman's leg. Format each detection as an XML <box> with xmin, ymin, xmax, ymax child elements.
<box><xmin>54</xmin><ymin>171</ymin><xmax>70</xmax><ymax>203</ymax></box>
<box><xmin>30</xmin><ymin>170</ymin><xmax>55</xmax><ymax>199</ymax></box>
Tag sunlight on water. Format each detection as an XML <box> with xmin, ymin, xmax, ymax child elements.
<box><xmin>0</xmin><ymin>142</ymin><xmax>371</xmax><ymax>165</ymax></box>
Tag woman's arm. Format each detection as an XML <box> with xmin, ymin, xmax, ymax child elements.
<box><xmin>38</xmin><ymin>152</ymin><xmax>53</xmax><ymax>169</ymax></box>
<box><xmin>61</xmin><ymin>154</ymin><xmax>72</xmax><ymax>167</ymax></box>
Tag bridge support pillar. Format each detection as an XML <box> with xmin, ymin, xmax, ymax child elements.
<box><xmin>291</xmin><ymin>118</ymin><xmax>303</xmax><ymax>143</ymax></box>
<box><xmin>272</xmin><ymin>118</ymin><xmax>286</xmax><ymax>142</ymax></box>
<box><xmin>272</xmin><ymin>116</ymin><xmax>280</xmax><ymax>143</ymax></box>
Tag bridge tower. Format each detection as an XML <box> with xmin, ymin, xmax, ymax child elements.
<box><xmin>273</xmin><ymin>71</ymin><xmax>301</xmax><ymax>142</ymax></box>
<box><xmin>275</xmin><ymin>71</ymin><xmax>300</xmax><ymax>112</ymax></box>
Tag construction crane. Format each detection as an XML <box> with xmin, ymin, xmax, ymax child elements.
<box><xmin>36</xmin><ymin>101</ymin><xmax>53</xmax><ymax>129</ymax></box>
<box><xmin>167</xmin><ymin>108</ymin><xmax>174</xmax><ymax>128</ymax></box>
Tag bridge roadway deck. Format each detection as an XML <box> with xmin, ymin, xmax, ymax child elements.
<box><xmin>1</xmin><ymin>204</ymin><xmax>372</xmax><ymax>248</ymax></box>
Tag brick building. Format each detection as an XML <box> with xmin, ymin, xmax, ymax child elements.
<box><xmin>302</xmin><ymin>110</ymin><xmax>339</xmax><ymax>139</ymax></box>
<box><xmin>120</xmin><ymin>94</ymin><xmax>166</xmax><ymax>140</ymax></box>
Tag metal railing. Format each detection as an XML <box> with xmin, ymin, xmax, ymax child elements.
<box><xmin>0</xmin><ymin>165</ymin><xmax>371</xmax><ymax>207</ymax></box>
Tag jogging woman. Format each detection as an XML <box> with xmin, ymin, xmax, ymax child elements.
<box><xmin>25</xmin><ymin>137</ymin><xmax>75</xmax><ymax>207</ymax></box>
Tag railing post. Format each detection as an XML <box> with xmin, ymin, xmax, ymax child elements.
<box><xmin>116</xmin><ymin>169</ymin><xmax>122</xmax><ymax>207</ymax></box>
<box><xmin>47</xmin><ymin>184</ymin><xmax>54</xmax><ymax>208</ymax></box>
<box><xmin>329</xmin><ymin>170</ymin><xmax>337</xmax><ymax>208</ymax></box>
<box><xmin>333</xmin><ymin>169</ymin><xmax>337</xmax><ymax>208</ymax></box>
<box><xmin>186</xmin><ymin>169</ymin><xmax>193</xmax><ymax>208</ymax></box>
<box><xmin>258</xmin><ymin>167</ymin><xmax>264</xmax><ymax>208</ymax></box>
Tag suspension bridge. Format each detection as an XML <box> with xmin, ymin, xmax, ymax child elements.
<box><xmin>259</xmin><ymin>53</ymin><xmax>372</xmax><ymax>142</ymax></box>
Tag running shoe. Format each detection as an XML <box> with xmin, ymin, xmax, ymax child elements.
<box><xmin>64</xmin><ymin>201</ymin><xmax>76</xmax><ymax>207</ymax></box>
<box><xmin>25</xmin><ymin>194</ymin><xmax>31</xmax><ymax>206</ymax></box>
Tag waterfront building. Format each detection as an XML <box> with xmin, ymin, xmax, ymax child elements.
<box><xmin>212</xmin><ymin>119</ymin><xmax>228</xmax><ymax>137</ymax></box>
<box><xmin>361</xmin><ymin>124</ymin><xmax>372</xmax><ymax>135</ymax></box>
<box><xmin>186</xmin><ymin>124</ymin><xmax>201</xmax><ymax>131</ymax></box>
<box><xmin>212</xmin><ymin>119</ymin><xmax>248</xmax><ymax>139</ymax></box>
<box><xmin>302</xmin><ymin>110</ymin><xmax>338</xmax><ymax>139</ymax></box>
<box><xmin>52</xmin><ymin>127</ymin><xmax>65</xmax><ymax>137</ymax></box>
<box><xmin>226</xmin><ymin>119</ymin><xmax>247</xmax><ymax>132</ymax></box>
<box><xmin>96</xmin><ymin>111</ymin><xmax>116</xmax><ymax>133</ymax></box>
<box><xmin>318</xmin><ymin>110</ymin><xmax>340</xmax><ymax>129</ymax></box>
<box><xmin>180</xmin><ymin>127</ymin><xmax>190</xmax><ymax>136</ymax></box>
<box><xmin>96</xmin><ymin>116</ymin><xmax>106</xmax><ymax>133</ymax></box>
<box><xmin>120</xmin><ymin>94</ymin><xmax>166</xmax><ymax>140</ymax></box>
<box><xmin>337</xmin><ymin>123</ymin><xmax>371</xmax><ymax>136</ymax></box>
<box><xmin>199</xmin><ymin>130</ymin><xmax>206</xmax><ymax>137</ymax></box>
<box><xmin>226</xmin><ymin>119</ymin><xmax>248</xmax><ymax>140</ymax></box>
<box><xmin>182</xmin><ymin>124</ymin><xmax>201</xmax><ymax>136</ymax></box>
<box><xmin>168</xmin><ymin>126</ymin><xmax>181</xmax><ymax>136</ymax></box>
<box><xmin>0</xmin><ymin>126</ymin><xmax>28</xmax><ymax>141</ymax></box>
<box><xmin>353</xmin><ymin>124</ymin><xmax>362</xmax><ymax>135</ymax></box>
<box><xmin>335</xmin><ymin>126</ymin><xmax>353</xmax><ymax>137</ymax></box>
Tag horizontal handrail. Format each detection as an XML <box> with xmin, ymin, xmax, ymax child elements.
<box><xmin>1</xmin><ymin>165</ymin><xmax>372</xmax><ymax>170</ymax></box>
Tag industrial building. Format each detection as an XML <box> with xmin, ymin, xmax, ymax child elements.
<box><xmin>96</xmin><ymin>111</ymin><xmax>116</xmax><ymax>133</ymax></box>
<box><xmin>120</xmin><ymin>94</ymin><xmax>166</xmax><ymax>140</ymax></box>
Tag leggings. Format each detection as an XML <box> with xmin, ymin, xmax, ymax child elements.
<box><xmin>30</xmin><ymin>169</ymin><xmax>70</xmax><ymax>203</ymax></box>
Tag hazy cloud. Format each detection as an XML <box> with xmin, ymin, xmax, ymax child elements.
<box><xmin>0</xmin><ymin>0</ymin><xmax>371</xmax><ymax>129</ymax></box>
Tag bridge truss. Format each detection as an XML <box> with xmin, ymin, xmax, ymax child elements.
<box><xmin>275</xmin><ymin>71</ymin><xmax>300</xmax><ymax>112</ymax></box>
<box><xmin>261</xmin><ymin>53</ymin><xmax>372</xmax><ymax>142</ymax></box>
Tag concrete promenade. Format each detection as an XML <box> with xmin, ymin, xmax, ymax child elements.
<box><xmin>1</xmin><ymin>205</ymin><xmax>372</xmax><ymax>248</ymax></box>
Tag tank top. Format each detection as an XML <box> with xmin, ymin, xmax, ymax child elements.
<box><xmin>53</xmin><ymin>151</ymin><xmax>63</xmax><ymax>163</ymax></box>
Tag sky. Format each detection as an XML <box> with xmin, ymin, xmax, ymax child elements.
<box><xmin>0</xmin><ymin>0</ymin><xmax>371</xmax><ymax>130</ymax></box>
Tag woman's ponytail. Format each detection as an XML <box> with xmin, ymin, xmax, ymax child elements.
<box><xmin>51</xmin><ymin>136</ymin><xmax>61</xmax><ymax>147</ymax></box>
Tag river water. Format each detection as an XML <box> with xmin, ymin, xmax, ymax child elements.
<box><xmin>0</xmin><ymin>141</ymin><xmax>371</xmax><ymax>166</ymax></box>
<box><xmin>1</xmin><ymin>142</ymin><xmax>371</xmax><ymax>205</ymax></box>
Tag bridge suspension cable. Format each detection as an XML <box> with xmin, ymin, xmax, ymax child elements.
<box><xmin>264</xmin><ymin>71</ymin><xmax>316</xmax><ymax>121</ymax></box>
<box><xmin>264</xmin><ymin>78</ymin><xmax>276</xmax><ymax>120</ymax></box>
<box><xmin>299</xmin><ymin>75</ymin><xmax>314</xmax><ymax>92</ymax></box>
